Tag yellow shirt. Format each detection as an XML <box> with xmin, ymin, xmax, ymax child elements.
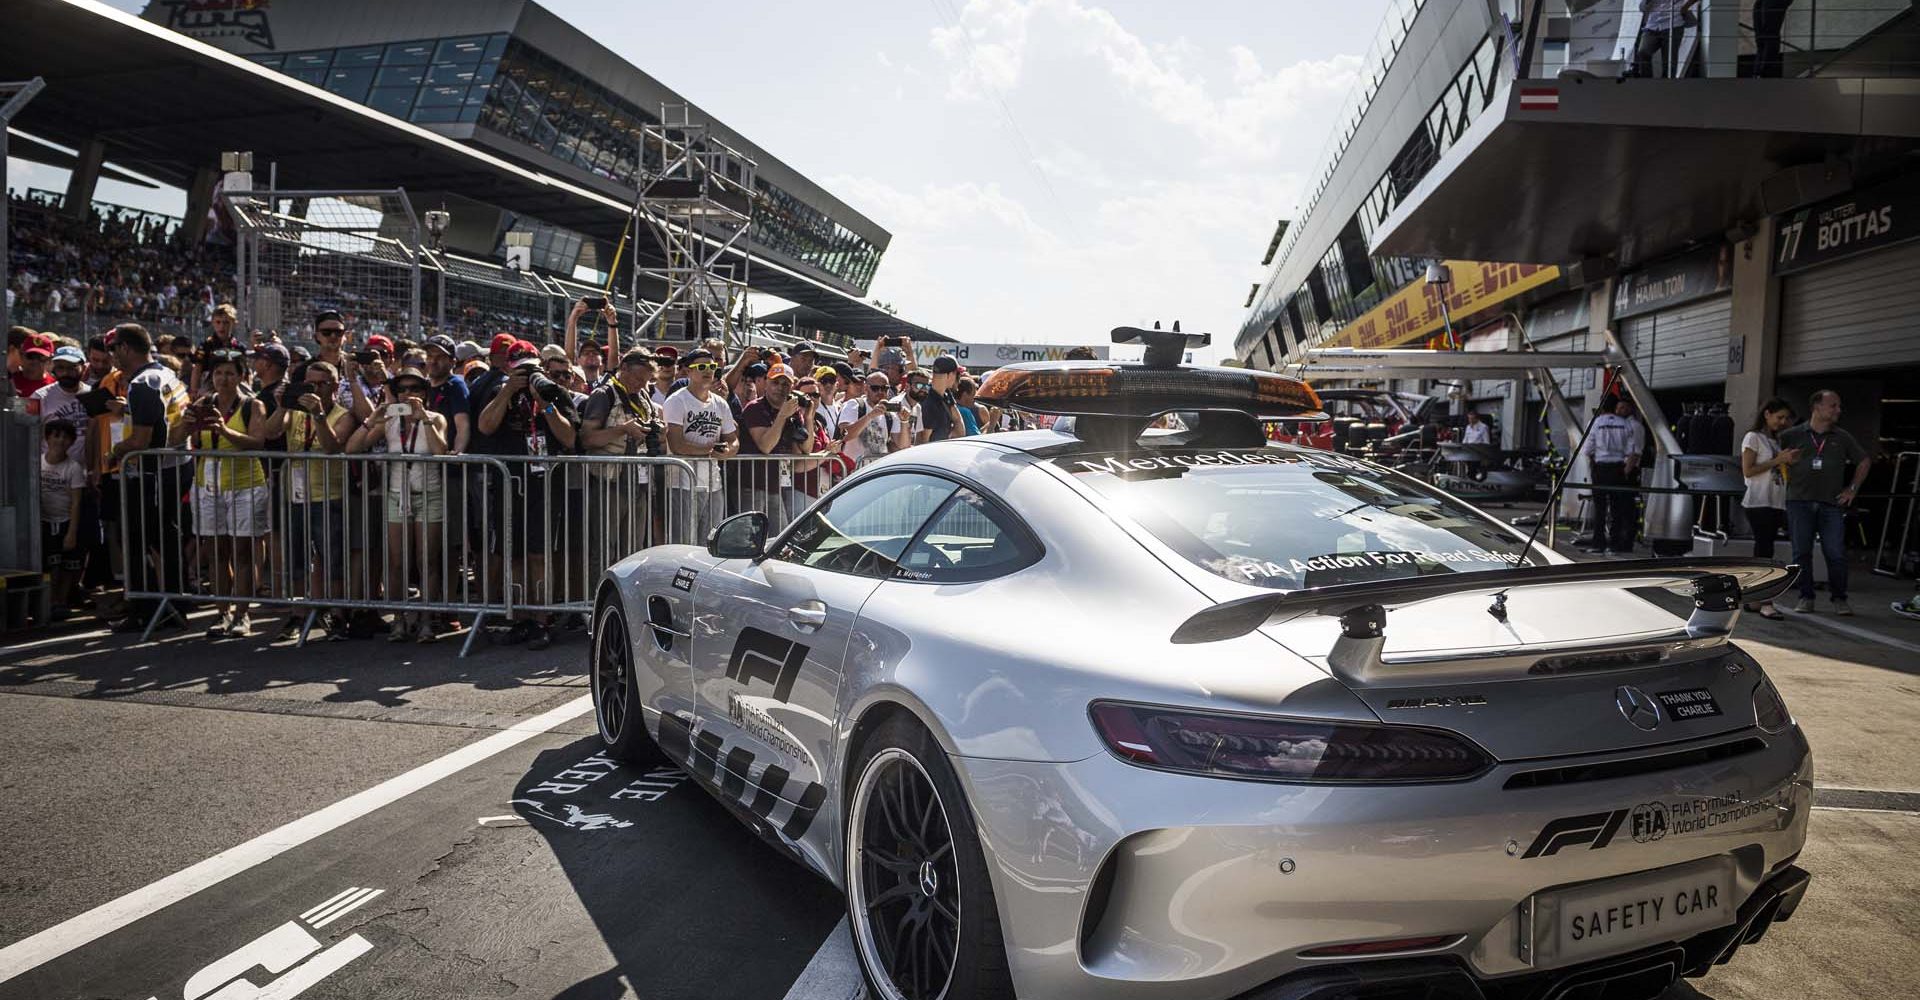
<box><xmin>284</xmin><ymin>406</ymin><xmax>349</xmax><ymax>502</ymax></box>
<box><xmin>194</xmin><ymin>402</ymin><xmax>268</xmax><ymax>491</ymax></box>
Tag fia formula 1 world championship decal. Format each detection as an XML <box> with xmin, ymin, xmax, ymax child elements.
<box><xmin>145</xmin><ymin>887</ymin><xmax>383</xmax><ymax>1000</ymax></box>
<box><xmin>1521</xmin><ymin>786</ymin><xmax>1798</xmax><ymax>858</ymax></box>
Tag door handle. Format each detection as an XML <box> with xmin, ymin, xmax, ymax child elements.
<box><xmin>787</xmin><ymin>601</ymin><xmax>828</xmax><ymax>631</ymax></box>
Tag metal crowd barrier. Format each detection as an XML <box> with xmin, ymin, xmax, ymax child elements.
<box><xmin>110</xmin><ymin>448</ymin><xmax>852</xmax><ymax>651</ymax></box>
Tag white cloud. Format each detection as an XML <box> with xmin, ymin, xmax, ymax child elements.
<box><xmin>929</xmin><ymin>0</ymin><xmax>1363</xmax><ymax>161</ymax></box>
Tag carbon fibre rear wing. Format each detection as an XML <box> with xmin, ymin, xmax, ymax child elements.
<box><xmin>1171</xmin><ymin>558</ymin><xmax>1798</xmax><ymax>646</ymax></box>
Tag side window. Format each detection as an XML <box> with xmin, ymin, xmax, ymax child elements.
<box><xmin>774</xmin><ymin>472</ymin><xmax>957</xmax><ymax>577</ymax></box>
<box><xmin>897</xmin><ymin>489</ymin><xmax>1040</xmax><ymax>584</ymax></box>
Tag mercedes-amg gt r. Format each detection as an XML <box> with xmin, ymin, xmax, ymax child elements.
<box><xmin>590</xmin><ymin>327</ymin><xmax>1809</xmax><ymax>1000</ymax></box>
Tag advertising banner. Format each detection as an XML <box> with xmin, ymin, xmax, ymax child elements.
<box><xmin>854</xmin><ymin>341</ymin><xmax>1110</xmax><ymax>368</ymax></box>
<box><xmin>1328</xmin><ymin>261</ymin><xmax>1561</xmax><ymax>350</ymax></box>
<box><xmin>1612</xmin><ymin>244</ymin><xmax>1733</xmax><ymax>319</ymax></box>
<box><xmin>1773</xmin><ymin>173</ymin><xmax>1920</xmax><ymax>275</ymax></box>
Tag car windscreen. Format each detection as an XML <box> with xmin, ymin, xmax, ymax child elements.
<box><xmin>1058</xmin><ymin>448</ymin><xmax>1546</xmax><ymax>590</ymax></box>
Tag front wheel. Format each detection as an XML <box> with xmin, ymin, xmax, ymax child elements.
<box><xmin>845</xmin><ymin>716</ymin><xmax>1014</xmax><ymax>1000</ymax></box>
<box><xmin>591</xmin><ymin>597</ymin><xmax>660</xmax><ymax>764</ymax></box>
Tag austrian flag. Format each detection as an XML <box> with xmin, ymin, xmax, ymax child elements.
<box><xmin>1519</xmin><ymin>87</ymin><xmax>1560</xmax><ymax>111</ymax></box>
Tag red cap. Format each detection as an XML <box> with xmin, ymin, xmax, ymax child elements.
<box><xmin>365</xmin><ymin>334</ymin><xmax>395</xmax><ymax>354</ymax></box>
<box><xmin>508</xmin><ymin>339</ymin><xmax>538</xmax><ymax>360</ymax></box>
<box><xmin>22</xmin><ymin>333</ymin><xmax>54</xmax><ymax>358</ymax></box>
<box><xmin>765</xmin><ymin>363</ymin><xmax>796</xmax><ymax>382</ymax></box>
<box><xmin>653</xmin><ymin>345</ymin><xmax>679</xmax><ymax>360</ymax></box>
<box><xmin>490</xmin><ymin>333</ymin><xmax>519</xmax><ymax>354</ymax></box>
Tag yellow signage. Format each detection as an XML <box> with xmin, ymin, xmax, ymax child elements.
<box><xmin>1329</xmin><ymin>261</ymin><xmax>1561</xmax><ymax>349</ymax></box>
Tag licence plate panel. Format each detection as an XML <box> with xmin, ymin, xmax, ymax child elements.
<box><xmin>1527</xmin><ymin>856</ymin><xmax>1735</xmax><ymax>968</ymax></box>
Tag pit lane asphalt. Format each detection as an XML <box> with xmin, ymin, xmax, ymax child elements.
<box><xmin>2</xmin><ymin>561</ymin><xmax>1917</xmax><ymax>999</ymax></box>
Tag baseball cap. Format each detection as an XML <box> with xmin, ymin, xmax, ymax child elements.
<box><xmin>832</xmin><ymin>361</ymin><xmax>857</xmax><ymax>381</ymax></box>
<box><xmin>654</xmin><ymin>345</ymin><xmax>679</xmax><ymax>361</ymax></box>
<box><xmin>744</xmin><ymin>362</ymin><xmax>769</xmax><ymax>380</ymax></box>
<box><xmin>930</xmin><ymin>354</ymin><xmax>959</xmax><ymax>375</ymax></box>
<box><xmin>788</xmin><ymin>341</ymin><xmax>816</xmax><ymax>357</ymax></box>
<box><xmin>766</xmin><ymin>363</ymin><xmax>796</xmax><ymax>383</ymax></box>
<box><xmin>365</xmin><ymin>334</ymin><xmax>396</xmax><ymax>355</ymax></box>
<box><xmin>490</xmin><ymin>333</ymin><xmax>519</xmax><ymax>355</ymax></box>
<box><xmin>508</xmin><ymin>339</ymin><xmax>539</xmax><ymax>361</ymax></box>
<box><xmin>455</xmin><ymin>340</ymin><xmax>484</xmax><ymax>363</ymax></box>
<box><xmin>905</xmin><ymin>368</ymin><xmax>932</xmax><ymax>385</ymax></box>
<box><xmin>252</xmin><ymin>343</ymin><xmax>291</xmax><ymax>367</ymax></box>
<box><xmin>681</xmin><ymin>349</ymin><xmax>713</xmax><ymax>365</ymax></box>
<box><xmin>424</xmin><ymin>334</ymin><xmax>456</xmax><ymax>356</ymax></box>
<box><xmin>313</xmin><ymin>309</ymin><xmax>344</xmax><ymax>326</ymax></box>
<box><xmin>51</xmin><ymin>345</ymin><xmax>85</xmax><ymax>365</ymax></box>
<box><xmin>290</xmin><ymin>345</ymin><xmax>313</xmax><ymax>363</ymax></box>
<box><xmin>876</xmin><ymin>347</ymin><xmax>908</xmax><ymax>369</ymax></box>
<box><xmin>539</xmin><ymin>343</ymin><xmax>569</xmax><ymax>363</ymax></box>
<box><xmin>22</xmin><ymin>334</ymin><xmax>54</xmax><ymax>358</ymax></box>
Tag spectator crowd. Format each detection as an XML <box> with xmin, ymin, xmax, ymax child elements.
<box><xmin>12</xmin><ymin>298</ymin><xmax>1027</xmax><ymax>651</ymax></box>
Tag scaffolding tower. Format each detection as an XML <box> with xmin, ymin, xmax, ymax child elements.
<box><xmin>629</xmin><ymin>104</ymin><xmax>757</xmax><ymax>347</ymax></box>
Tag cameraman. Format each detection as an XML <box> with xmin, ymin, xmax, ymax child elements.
<box><xmin>737</xmin><ymin>363</ymin><xmax>818</xmax><ymax>525</ymax></box>
<box><xmin>476</xmin><ymin>339</ymin><xmax>578</xmax><ymax>650</ymax></box>
<box><xmin>837</xmin><ymin>372</ymin><xmax>910</xmax><ymax>469</ymax></box>
<box><xmin>260</xmin><ymin>360</ymin><xmax>357</xmax><ymax>640</ymax></box>
<box><xmin>582</xmin><ymin>347</ymin><xmax>664</xmax><ymax>558</ymax></box>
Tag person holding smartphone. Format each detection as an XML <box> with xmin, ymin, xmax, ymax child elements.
<box><xmin>565</xmin><ymin>294</ymin><xmax>620</xmax><ymax>364</ymax></box>
<box><xmin>259</xmin><ymin>360</ymin><xmax>357</xmax><ymax>640</ymax></box>
<box><xmin>349</xmin><ymin>366</ymin><xmax>449</xmax><ymax>642</ymax></box>
<box><xmin>171</xmin><ymin>350</ymin><xmax>268</xmax><ymax>638</ymax></box>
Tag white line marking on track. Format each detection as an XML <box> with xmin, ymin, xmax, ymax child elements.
<box><xmin>475</xmin><ymin>814</ymin><xmax>528</xmax><ymax>827</ymax></box>
<box><xmin>310</xmin><ymin>889</ymin><xmax>384</xmax><ymax>929</ymax></box>
<box><xmin>3</xmin><ymin>626</ymin><xmax>119</xmax><ymax>654</ymax></box>
<box><xmin>779</xmin><ymin>917</ymin><xmax>864</xmax><ymax>1000</ymax></box>
<box><xmin>0</xmin><ymin>694</ymin><xmax>593</xmax><ymax>986</ymax></box>
<box><xmin>299</xmin><ymin>887</ymin><xmax>364</xmax><ymax>923</ymax></box>
<box><xmin>1779</xmin><ymin>608</ymin><xmax>1920</xmax><ymax>655</ymax></box>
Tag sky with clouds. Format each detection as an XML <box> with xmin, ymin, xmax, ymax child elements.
<box><xmin>39</xmin><ymin>0</ymin><xmax>1393</xmax><ymax>357</ymax></box>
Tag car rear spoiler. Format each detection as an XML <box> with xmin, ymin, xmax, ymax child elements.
<box><xmin>1171</xmin><ymin>558</ymin><xmax>1798</xmax><ymax>646</ymax></box>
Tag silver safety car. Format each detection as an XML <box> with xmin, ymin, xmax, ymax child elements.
<box><xmin>590</xmin><ymin>327</ymin><xmax>1810</xmax><ymax>1000</ymax></box>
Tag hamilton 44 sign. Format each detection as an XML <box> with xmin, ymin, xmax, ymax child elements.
<box><xmin>1774</xmin><ymin>173</ymin><xmax>1919</xmax><ymax>275</ymax></box>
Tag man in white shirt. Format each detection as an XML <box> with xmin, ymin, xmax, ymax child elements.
<box><xmin>1579</xmin><ymin>395</ymin><xmax>1647</xmax><ymax>555</ymax></box>
<box><xmin>1462</xmin><ymin>411</ymin><xmax>1492</xmax><ymax>446</ymax></box>
<box><xmin>838</xmin><ymin>372</ymin><xmax>910</xmax><ymax>468</ymax></box>
<box><xmin>663</xmin><ymin>348</ymin><xmax>739</xmax><ymax>541</ymax></box>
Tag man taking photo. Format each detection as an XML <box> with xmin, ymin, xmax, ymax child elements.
<box><xmin>663</xmin><ymin>348</ymin><xmax>738</xmax><ymax>542</ymax></box>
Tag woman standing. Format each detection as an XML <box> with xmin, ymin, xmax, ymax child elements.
<box><xmin>1741</xmin><ymin>398</ymin><xmax>1801</xmax><ymax>619</ymax></box>
<box><xmin>172</xmin><ymin>350</ymin><xmax>268</xmax><ymax>637</ymax></box>
<box><xmin>348</xmin><ymin>367</ymin><xmax>449</xmax><ymax>642</ymax></box>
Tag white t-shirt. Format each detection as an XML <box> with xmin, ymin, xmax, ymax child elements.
<box><xmin>1463</xmin><ymin>421</ymin><xmax>1491</xmax><ymax>445</ymax></box>
<box><xmin>663</xmin><ymin>387</ymin><xmax>736</xmax><ymax>489</ymax></box>
<box><xmin>837</xmin><ymin>398</ymin><xmax>902</xmax><ymax>465</ymax></box>
<box><xmin>1741</xmin><ymin>431</ymin><xmax>1786</xmax><ymax>510</ymax></box>
<box><xmin>890</xmin><ymin>394</ymin><xmax>924</xmax><ymax>441</ymax></box>
<box><xmin>32</xmin><ymin>382</ymin><xmax>90</xmax><ymax>458</ymax></box>
<box><xmin>40</xmin><ymin>455</ymin><xmax>86</xmax><ymax>525</ymax></box>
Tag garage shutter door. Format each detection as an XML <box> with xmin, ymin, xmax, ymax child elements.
<box><xmin>1620</xmin><ymin>295</ymin><xmax>1731</xmax><ymax>388</ymax></box>
<box><xmin>1779</xmin><ymin>240</ymin><xmax>1920</xmax><ymax>376</ymax></box>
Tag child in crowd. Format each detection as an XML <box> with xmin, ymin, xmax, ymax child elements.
<box><xmin>40</xmin><ymin>419</ymin><xmax>88</xmax><ymax>620</ymax></box>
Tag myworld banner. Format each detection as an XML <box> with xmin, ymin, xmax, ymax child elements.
<box><xmin>854</xmin><ymin>342</ymin><xmax>1110</xmax><ymax>368</ymax></box>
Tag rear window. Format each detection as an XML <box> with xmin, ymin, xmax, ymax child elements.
<box><xmin>1060</xmin><ymin>448</ymin><xmax>1545</xmax><ymax>590</ymax></box>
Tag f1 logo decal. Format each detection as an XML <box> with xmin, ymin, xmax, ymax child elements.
<box><xmin>1521</xmin><ymin>810</ymin><xmax>1628</xmax><ymax>858</ymax></box>
<box><xmin>726</xmin><ymin>627</ymin><xmax>809</xmax><ymax>702</ymax></box>
<box><xmin>148</xmin><ymin>888</ymin><xmax>383</xmax><ymax>1000</ymax></box>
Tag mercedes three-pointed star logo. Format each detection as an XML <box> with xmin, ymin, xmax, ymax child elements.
<box><xmin>1616</xmin><ymin>685</ymin><xmax>1662</xmax><ymax>731</ymax></box>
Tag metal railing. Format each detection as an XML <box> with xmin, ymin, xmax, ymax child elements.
<box><xmin>108</xmin><ymin>449</ymin><xmax>866</xmax><ymax>650</ymax></box>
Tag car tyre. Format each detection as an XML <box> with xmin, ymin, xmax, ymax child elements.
<box><xmin>845</xmin><ymin>715</ymin><xmax>1014</xmax><ymax>1000</ymax></box>
<box><xmin>591</xmin><ymin>596</ymin><xmax>660</xmax><ymax>765</ymax></box>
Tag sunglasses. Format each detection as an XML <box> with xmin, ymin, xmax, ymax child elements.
<box><xmin>686</xmin><ymin>361</ymin><xmax>720</xmax><ymax>372</ymax></box>
<box><xmin>317</xmin><ymin>327</ymin><xmax>345</xmax><ymax>338</ymax></box>
<box><xmin>866</xmin><ymin>384</ymin><xmax>889</xmax><ymax>392</ymax></box>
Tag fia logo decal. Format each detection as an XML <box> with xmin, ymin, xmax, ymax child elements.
<box><xmin>726</xmin><ymin>627</ymin><xmax>809</xmax><ymax>702</ymax></box>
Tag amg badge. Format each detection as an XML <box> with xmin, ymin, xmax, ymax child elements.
<box><xmin>1386</xmin><ymin>694</ymin><xmax>1488</xmax><ymax>710</ymax></box>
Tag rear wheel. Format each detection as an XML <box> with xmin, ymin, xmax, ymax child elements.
<box><xmin>591</xmin><ymin>597</ymin><xmax>659</xmax><ymax>764</ymax></box>
<box><xmin>845</xmin><ymin>715</ymin><xmax>1014</xmax><ymax>1000</ymax></box>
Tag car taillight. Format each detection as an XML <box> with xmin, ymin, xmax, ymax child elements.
<box><xmin>1752</xmin><ymin>675</ymin><xmax>1792</xmax><ymax>734</ymax></box>
<box><xmin>1088</xmin><ymin>701</ymin><xmax>1489</xmax><ymax>783</ymax></box>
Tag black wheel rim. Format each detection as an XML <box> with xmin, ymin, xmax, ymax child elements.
<box><xmin>594</xmin><ymin>608</ymin><xmax>629</xmax><ymax>744</ymax></box>
<box><xmin>856</xmin><ymin>753</ymin><xmax>960</xmax><ymax>1000</ymax></box>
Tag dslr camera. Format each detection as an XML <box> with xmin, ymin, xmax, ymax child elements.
<box><xmin>513</xmin><ymin>358</ymin><xmax>576</xmax><ymax>413</ymax></box>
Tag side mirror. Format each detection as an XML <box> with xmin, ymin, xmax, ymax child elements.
<box><xmin>707</xmin><ymin>511</ymin><xmax>769</xmax><ymax>560</ymax></box>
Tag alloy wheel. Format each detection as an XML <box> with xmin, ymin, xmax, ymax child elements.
<box><xmin>594</xmin><ymin>607</ymin><xmax>629</xmax><ymax>744</ymax></box>
<box><xmin>848</xmin><ymin>748</ymin><xmax>962</xmax><ymax>1000</ymax></box>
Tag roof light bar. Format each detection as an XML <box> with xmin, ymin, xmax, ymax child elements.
<box><xmin>977</xmin><ymin>363</ymin><xmax>1323</xmax><ymax>419</ymax></box>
